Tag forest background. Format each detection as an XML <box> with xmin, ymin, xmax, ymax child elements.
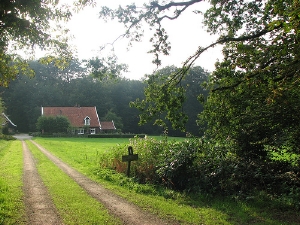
<box><xmin>0</xmin><ymin>61</ymin><xmax>208</xmax><ymax>136</ymax></box>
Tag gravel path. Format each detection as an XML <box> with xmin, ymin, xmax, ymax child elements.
<box><xmin>22</xmin><ymin>139</ymin><xmax>174</xmax><ymax>225</ymax></box>
<box><xmin>22</xmin><ymin>141</ymin><xmax>63</xmax><ymax>224</ymax></box>
<box><xmin>14</xmin><ymin>134</ymin><xmax>32</xmax><ymax>140</ymax></box>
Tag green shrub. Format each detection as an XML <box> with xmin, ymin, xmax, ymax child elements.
<box><xmin>97</xmin><ymin>137</ymin><xmax>164</xmax><ymax>182</ymax></box>
<box><xmin>100</xmin><ymin>137</ymin><xmax>201</xmax><ymax>189</ymax></box>
<box><xmin>99</xmin><ymin>136</ymin><xmax>300</xmax><ymax>208</ymax></box>
<box><xmin>156</xmin><ymin>139</ymin><xmax>200</xmax><ymax>190</ymax></box>
<box><xmin>2</xmin><ymin>126</ymin><xmax>9</xmax><ymax>135</ymax></box>
<box><xmin>129</xmin><ymin>136</ymin><xmax>167</xmax><ymax>184</ymax></box>
<box><xmin>0</xmin><ymin>134</ymin><xmax>16</xmax><ymax>141</ymax></box>
<box><xmin>36</xmin><ymin>116</ymin><xmax>70</xmax><ymax>133</ymax></box>
<box><xmin>88</xmin><ymin>134</ymin><xmax>145</xmax><ymax>138</ymax></box>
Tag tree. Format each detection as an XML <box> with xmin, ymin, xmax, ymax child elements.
<box><xmin>36</xmin><ymin>116</ymin><xmax>70</xmax><ymax>134</ymax></box>
<box><xmin>200</xmin><ymin>0</ymin><xmax>300</xmax><ymax>156</ymax></box>
<box><xmin>100</xmin><ymin>0</ymin><xmax>299</xmax><ymax>87</ymax></box>
<box><xmin>87</xmin><ymin>56</ymin><xmax>128</xmax><ymax>81</ymax></box>
<box><xmin>0</xmin><ymin>62</ymin><xmax>150</xmax><ymax>134</ymax></box>
<box><xmin>101</xmin><ymin>110</ymin><xmax>123</xmax><ymax>131</ymax></box>
<box><xmin>131</xmin><ymin>66</ymin><xmax>209</xmax><ymax>135</ymax></box>
<box><xmin>181</xmin><ymin>66</ymin><xmax>209</xmax><ymax>135</ymax></box>
<box><xmin>107</xmin><ymin>79</ymin><xmax>144</xmax><ymax>133</ymax></box>
<box><xmin>49</xmin><ymin>59</ymin><xmax>88</xmax><ymax>83</ymax></box>
<box><xmin>0</xmin><ymin>0</ymin><xmax>95</xmax><ymax>87</ymax></box>
<box><xmin>100</xmin><ymin>0</ymin><xmax>300</xmax><ymax>153</ymax></box>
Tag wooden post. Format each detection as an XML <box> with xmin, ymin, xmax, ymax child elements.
<box><xmin>127</xmin><ymin>161</ymin><xmax>131</xmax><ymax>178</ymax></box>
<box><xmin>122</xmin><ymin>146</ymin><xmax>138</xmax><ymax>177</ymax></box>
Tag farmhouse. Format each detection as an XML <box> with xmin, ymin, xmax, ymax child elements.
<box><xmin>41</xmin><ymin>106</ymin><xmax>116</xmax><ymax>134</ymax></box>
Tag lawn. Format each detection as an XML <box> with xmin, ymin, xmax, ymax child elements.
<box><xmin>0</xmin><ymin>140</ymin><xmax>25</xmax><ymax>225</ymax></box>
<box><xmin>26</xmin><ymin>140</ymin><xmax>122</xmax><ymax>225</ymax></box>
<box><xmin>31</xmin><ymin>137</ymin><xmax>299</xmax><ymax>225</ymax></box>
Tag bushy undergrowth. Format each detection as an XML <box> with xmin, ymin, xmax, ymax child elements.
<box><xmin>98</xmin><ymin>136</ymin><xmax>300</xmax><ymax>208</ymax></box>
<box><xmin>0</xmin><ymin>134</ymin><xmax>16</xmax><ymax>140</ymax></box>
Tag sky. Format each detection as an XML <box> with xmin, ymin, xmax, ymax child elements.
<box><xmin>66</xmin><ymin>1</ymin><xmax>223</xmax><ymax>80</ymax></box>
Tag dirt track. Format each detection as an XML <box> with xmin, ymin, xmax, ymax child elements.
<box><xmin>22</xmin><ymin>141</ymin><xmax>62</xmax><ymax>224</ymax></box>
<box><xmin>21</xmin><ymin>139</ymin><xmax>174</xmax><ymax>225</ymax></box>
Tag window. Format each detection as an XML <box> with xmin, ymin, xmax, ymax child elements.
<box><xmin>78</xmin><ymin>128</ymin><xmax>84</xmax><ymax>134</ymax></box>
<box><xmin>90</xmin><ymin>128</ymin><xmax>96</xmax><ymax>134</ymax></box>
<box><xmin>84</xmin><ymin>116</ymin><xmax>90</xmax><ymax>126</ymax></box>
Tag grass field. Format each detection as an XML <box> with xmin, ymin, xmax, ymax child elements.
<box><xmin>26</xmin><ymin>141</ymin><xmax>122</xmax><ymax>225</ymax></box>
<box><xmin>0</xmin><ymin>140</ymin><xmax>25</xmax><ymax>224</ymax></box>
<box><xmin>30</xmin><ymin>137</ymin><xmax>299</xmax><ymax>225</ymax></box>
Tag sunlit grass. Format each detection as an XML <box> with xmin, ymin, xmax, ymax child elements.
<box><xmin>31</xmin><ymin>137</ymin><xmax>300</xmax><ymax>225</ymax></box>
<box><xmin>0</xmin><ymin>140</ymin><xmax>25</xmax><ymax>224</ymax></box>
<box><xmin>31</xmin><ymin>137</ymin><xmax>130</xmax><ymax>175</ymax></box>
<box><xmin>26</xmin><ymin>141</ymin><xmax>121</xmax><ymax>225</ymax></box>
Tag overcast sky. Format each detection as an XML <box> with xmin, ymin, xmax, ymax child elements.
<box><xmin>67</xmin><ymin>1</ymin><xmax>223</xmax><ymax>80</ymax></box>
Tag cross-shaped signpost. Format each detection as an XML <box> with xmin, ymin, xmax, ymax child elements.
<box><xmin>122</xmin><ymin>146</ymin><xmax>138</xmax><ymax>177</ymax></box>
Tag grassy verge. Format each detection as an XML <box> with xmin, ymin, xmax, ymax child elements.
<box><xmin>26</xmin><ymin>141</ymin><xmax>121</xmax><ymax>225</ymax></box>
<box><xmin>0</xmin><ymin>140</ymin><xmax>25</xmax><ymax>224</ymax></box>
<box><xmin>32</xmin><ymin>137</ymin><xmax>299</xmax><ymax>225</ymax></box>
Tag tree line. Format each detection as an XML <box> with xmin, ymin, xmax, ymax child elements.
<box><xmin>0</xmin><ymin>61</ymin><xmax>208</xmax><ymax>136</ymax></box>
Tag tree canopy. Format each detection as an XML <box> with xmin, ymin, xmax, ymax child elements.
<box><xmin>100</xmin><ymin>0</ymin><xmax>299</xmax><ymax>83</ymax></box>
<box><xmin>130</xmin><ymin>66</ymin><xmax>208</xmax><ymax>133</ymax></box>
<box><xmin>98</xmin><ymin>1</ymin><xmax>300</xmax><ymax>201</ymax></box>
<box><xmin>100</xmin><ymin>0</ymin><xmax>300</xmax><ymax>155</ymax></box>
<box><xmin>0</xmin><ymin>0</ymin><xmax>96</xmax><ymax>87</ymax></box>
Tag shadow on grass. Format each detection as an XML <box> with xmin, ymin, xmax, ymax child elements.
<box><xmin>94</xmin><ymin>168</ymin><xmax>300</xmax><ymax>225</ymax></box>
<box><xmin>175</xmin><ymin>192</ymin><xmax>300</xmax><ymax>225</ymax></box>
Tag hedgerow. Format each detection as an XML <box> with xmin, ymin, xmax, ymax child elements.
<box><xmin>98</xmin><ymin>136</ymin><xmax>300</xmax><ymax>208</ymax></box>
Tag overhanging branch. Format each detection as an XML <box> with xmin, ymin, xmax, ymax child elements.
<box><xmin>211</xmin><ymin>59</ymin><xmax>300</xmax><ymax>93</ymax></box>
<box><xmin>158</xmin><ymin>5</ymin><xmax>190</xmax><ymax>21</ymax></box>
<box><xmin>167</xmin><ymin>24</ymin><xmax>284</xmax><ymax>87</ymax></box>
<box><xmin>150</xmin><ymin>0</ymin><xmax>203</xmax><ymax>22</ymax></box>
<box><xmin>150</xmin><ymin>0</ymin><xmax>202</xmax><ymax>11</ymax></box>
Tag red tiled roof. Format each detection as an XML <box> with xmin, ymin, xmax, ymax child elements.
<box><xmin>100</xmin><ymin>121</ymin><xmax>116</xmax><ymax>130</ymax></box>
<box><xmin>42</xmin><ymin>106</ymin><xmax>100</xmax><ymax>128</ymax></box>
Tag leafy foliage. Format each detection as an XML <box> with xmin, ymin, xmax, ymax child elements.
<box><xmin>101</xmin><ymin>137</ymin><xmax>300</xmax><ymax>208</ymax></box>
<box><xmin>156</xmin><ymin>139</ymin><xmax>200</xmax><ymax>190</ymax></box>
<box><xmin>100</xmin><ymin>0</ymin><xmax>300</xmax><ymax>155</ymax></box>
<box><xmin>0</xmin><ymin>0</ymin><xmax>99</xmax><ymax>86</ymax></box>
<box><xmin>99</xmin><ymin>1</ymin><xmax>201</xmax><ymax>67</ymax></box>
<box><xmin>131</xmin><ymin>66</ymin><xmax>208</xmax><ymax>132</ymax></box>
<box><xmin>36</xmin><ymin>116</ymin><xmax>71</xmax><ymax>134</ymax></box>
<box><xmin>98</xmin><ymin>3</ymin><xmax>300</xmax><ymax>206</ymax></box>
<box><xmin>101</xmin><ymin>110</ymin><xmax>123</xmax><ymax>131</ymax></box>
<box><xmin>87</xmin><ymin>55</ymin><xmax>128</xmax><ymax>81</ymax></box>
<box><xmin>197</xmin><ymin>0</ymin><xmax>300</xmax><ymax>157</ymax></box>
<box><xmin>200</xmin><ymin>70</ymin><xmax>300</xmax><ymax>158</ymax></box>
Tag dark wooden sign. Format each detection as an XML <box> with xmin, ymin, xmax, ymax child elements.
<box><xmin>122</xmin><ymin>154</ymin><xmax>138</xmax><ymax>162</ymax></box>
<box><xmin>122</xmin><ymin>146</ymin><xmax>138</xmax><ymax>177</ymax></box>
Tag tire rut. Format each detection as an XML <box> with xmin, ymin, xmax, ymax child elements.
<box><xmin>29</xmin><ymin>140</ymin><xmax>174</xmax><ymax>225</ymax></box>
<box><xmin>22</xmin><ymin>141</ymin><xmax>63</xmax><ymax>225</ymax></box>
